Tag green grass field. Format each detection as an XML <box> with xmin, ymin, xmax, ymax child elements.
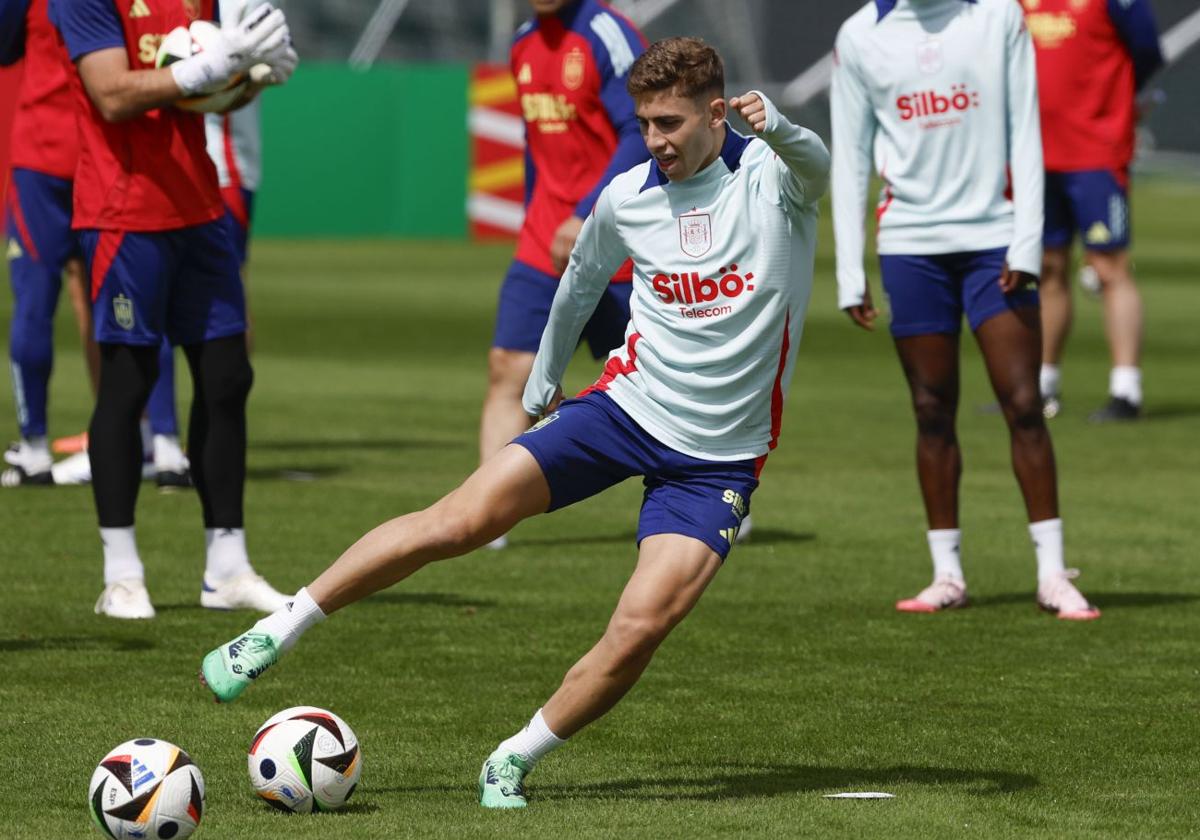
<box><xmin>2</xmin><ymin>178</ymin><xmax>1199</xmax><ymax>839</ymax></box>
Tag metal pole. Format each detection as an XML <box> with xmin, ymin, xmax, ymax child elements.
<box><xmin>349</xmin><ymin>0</ymin><xmax>414</xmax><ymax>69</ymax></box>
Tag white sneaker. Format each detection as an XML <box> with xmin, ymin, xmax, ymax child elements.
<box><xmin>486</xmin><ymin>535</ymin><xmax>509</xmax><ymax>550</ymax></box>
<box><xmin>201</xmin><ymin>572</ymin><xmax>290</xmax><ymax>612</ymax></box>
<box><xmin>95</xmin><ymin>579</ymin><xmax>156</xmax><ymax>619</ymax></box>
<box><xmin>1037</xmin><ymin>569</ymin><xmax>1101</xmax><ymax>621</ymax></box>
<box><xmin>735</xmin><ymin>513</ymin><xmax>753</xmax><ymax>544</ymax></box>
<box><xmin>896</xmin><ymin>575</ymin><xmax>968</xmax><ymax>613</ymax></box>
<box><xmin>51</xmin><ymin>450</ymin><xmax>92</xmax><ymax>485</ymax></box>
<box><xmin>2</xmin><ymin>440</ymin><xmax>54</xmax><ymax>486</ymax></box>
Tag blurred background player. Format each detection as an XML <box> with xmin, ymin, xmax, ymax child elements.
<box><xmin>479</xmin><ymin>0</ymin><xmax>647</xmax><ymax>549</ymax></box>
<box><xmin>50</xmin><ymin>0</ymin><xmax>297</xmax><ymax>618</ymax></box>
<box><xmin>832</xmin><ymin>0</ymin><xmax>1099</xmax><ymax>619</ymax></box>
<box><xmin>0</xmin><ymin>0</ymin><xmax>189</xmax><ymax>489</ymax></box>
<box><xmin>0</xmin><ymin>0</ymin><xmax>92</xmax><ymax>486</ymax></box>
<box><xmin>1023</xmin><ymin>0</ymin><xmax>1164</xmax><ymax>422</ymax></box>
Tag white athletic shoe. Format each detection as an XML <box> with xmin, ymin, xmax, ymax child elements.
<box><xmin>1037</xmin><ymin>569</ymin><xmax>1101</xmax><ymax>621</ymax></box>
<box><xmin>896</xmin><ymin>575</ymin><xmax>969</xmax><ymax>613</ymax></box>
<box><xmin>2</xmin><ymin>440</ymin><xmax>54</xmax><ymax>486</ymax></box>
<box><xmin>51</xmin><ymin>450</ymin><xmax>93</xmax><ymax>485</ymax></box>
<box><xmin>486</xmin><ymin>535</ymin><xmax>509</xmax><ymax>550</ymax></box>
<box><xmin>95</xmin><ymin>579</ymin><xmax>156</xmax><ymax>619</ymax></box>
<box><xmin>735</xmin><ymin>514</ymin><xmax>753</xmax><ymax>544</ymax></box>
<box><xmin>201</xmin><ymin>572</ymin><xmax>290</xmax><ymax>612</ymax></box>
<box><xmin>153</xmin><ymin>435</ymin><xmax>192</xmax><ymax>490</ymax></box>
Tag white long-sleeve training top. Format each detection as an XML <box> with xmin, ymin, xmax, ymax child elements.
<box><xmin>523</xmin><ymin>92</ymin><xmax>830</xmax><ymax>462</ymax></box>
<box><xmin>831</xmin><ymin>0</ymin><xmax>1044</xmax><ymax>310</ymax></box>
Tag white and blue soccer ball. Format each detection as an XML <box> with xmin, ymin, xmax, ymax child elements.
<box><xmin>88</xmin><ymin>738</ymin><xmax>205</xmax><ymax>839</ymax></box>
<box><xmin>248</xmin><ymin>706</ymin><xmax>362</xmax><ymax>813</ymax></box>
<box><xmin>155</xmin><ymin>21</ymin><xmax>249</xmax><ymax>114</ymax></box>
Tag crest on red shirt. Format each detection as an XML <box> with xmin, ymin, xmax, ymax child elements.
<box><xmin>181</xmin><ymin>0</ymin><xmax>201</xmax><ymax>21</ymax></box>
<box><xmin>562</xmin><ymin>48</ymin><xmax>585</xmax><ymax>90</ymax></box>
<box><xmin>916</xmin><ymin>39</ymin><xmax>943</xmax><ymax>75</ymax></box>
<box><xmin>679</xmin><ymin>213</ymin><xmax>712</xmax><ymax>258</ymax></box>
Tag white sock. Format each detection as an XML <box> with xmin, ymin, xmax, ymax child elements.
<box><xmin>496</xmin><ymin>709</ymin><xmax>566</xmax><ymax>765</ymax></box>
<box><xmin>252</xmin><ymin>586</ymin><xmax>325</xmax><ymax>652</ymax></box>
<box><xmin>153</xmin><ymin>434</ymin><xmax>187</xmax><ymax>470</ymax></box>
<box><xmin>101</xmin><ymin>527</ymin><xmax>144</xmax><ymax>585</ymax></box>
<box><xmin>1030</xmin><ymin>518</ymin><xmax>1065</xmax><ymax>583</ymax></box>
<box><xmin>1039</xmin><ymin>364</ymin><xmax>1061</xmax><ymax>399</ymax></box>
<box><xmin>18</xmin><ymin>436</ymin><xmax>52</xmax><ymax>470</ymax></box>
<box><xmin>1109</xmin><ymin>366</ymin><xmax>1142</xmax><ymax>405</ymax></box>
<box><xmin>204</xmin><ymin>528</ymin><xmax>253</xmax><ymax>583</ymax></box>
<box><xmin>927</xmin><ymin>529</ymin><xmax>963</xmax><ymax>581</ymax></box>
<box><xmin>139</xmin><ymin>418</ymin><xmax>153</xmax><ymax>459</ymax></box>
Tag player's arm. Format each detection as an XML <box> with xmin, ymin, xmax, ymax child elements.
<box><xmin>0</xmin><ymin>0</ymin><xmax>29</xmax><ymax>65</ymax></box>
<box><xmin>1107</xmin><ymin>0</ymin><xmax>1164</xmax><ymax>90</ymax></box>
<box><xmin>730</xmin><ymin>89</ymin><xmax>830</xmax><ymax>204</ymax></box>
<box><xmin>524</xmin><ymin>187</ymin><xmax>628</xmax><ymax>418</ymax></box>
<box><xmin>551</xmin><ymin>18</ymin><xmax>648</xmax><ymax>274</ymax></box>
<box><xmin>828</xmin><ymin>33</ymin><xmax>879</xmax><ymax>329</ymax></box>
<box><xmin>1000</xmin><ymin>1</ymin><xmax>1044</xmax><ymax>293</ymax></box>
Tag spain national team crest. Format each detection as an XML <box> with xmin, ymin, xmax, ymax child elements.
<box><xmin>678</xmin><ymin>213</ymin><xmax>712</xmax><ymax>258</ymax></box>
<box><xmin>113</xmin><ymin>294</ymin><xmax>135</xmax><ymax>330</ymax></box>
<box><xmin>562</xmin><ymin>48</ymin><xmax>585</xmax><ymax>91</ymax></box>
<box><xmin>916</xmin><ymin>39</ymin><xmax>943</xmax><ymax>75</ymax></box>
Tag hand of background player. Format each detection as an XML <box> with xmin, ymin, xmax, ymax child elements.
<box><xmin>844</xmin><ymin>286</ymin><xmax>878</xmax><ymax>331</ymax></box>
<box><xmin>551</xmin><ymin>216</ymin><xmax>584</xmax><ymax>274</ymax></box>
<box><xmin>729</xmin><ymin>92</ymin><xmax>767</xmax><ymax>133</ymax></box>
<box><xmin>250</xmin><ymin>45</ymin><xmax>299</xmax><ymax>87</ymax></box>
<box><xmin>998</xmin><ymin>264</ymin><xmax>1037</xmax><ymax>294</ymax></box>
<box><xmin>171</xmin><ymin>4</ymin><xmax>290</xmax><ymax>95</ymax></box>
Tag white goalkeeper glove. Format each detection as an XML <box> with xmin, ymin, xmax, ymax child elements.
<box><xmin>249</xmin><ymin>44</ymin><xmax>298</xmax><ymax>87</ymax></box>
<box><xmin>170</xmin><ymin>4</ymin><xmax>291</xmax><ymax>95</ymax></box>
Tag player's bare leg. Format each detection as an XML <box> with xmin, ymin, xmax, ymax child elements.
<box><xmin>478</xmin><ymin>347</ymin><xmax>537</xmax><ymax>548</ymax></box>
<box><xmin>892</xmin><ymin>333</ymin><xmax>969</xmax><ymax>612</ymax></box>
<box><xmin>974</xmin><ymin>306</ymin><xmax>1058</xmax><ymax>523</ymax></box>
<box><xmin>975</xmin><ymin>306</ymin><xmax>1098</xmax><ymax>618</ymax></box>
<box><xmin>480</xmin><ymin>533</ymin><xmax>723</xmax><ymax>807</ymax></box>
<box><xmin>1037</xmin><ymin>246</ymin><xmax>1071</xmax><ymax>417</ymax></box>
<box><xmin>894</xmin><ymin>334</ymin><xmax>962</xmax><ymax>530</ymax></box>
<box><xmin>1088</xmin><ymin>248</ymin><xmax>1143</xmax><ymax>421</ymax></box>
<box><xmin>200</xmin><ymin>443</ymin><xmax>552</xmax><ymax>701</ymax></box>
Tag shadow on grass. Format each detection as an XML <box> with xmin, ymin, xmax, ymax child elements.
<box><xmin>1143</xmin><ymin>402</ymin><xmax>1200</xmax><ymax>421</ymax></box>
<box><xmin>540</xmin><ymin>763</ymin><xmax>1036</xmax><ymax>800</ymax></box>
<box><xmin>249</xmin><ymin>438</ymin><xmax>457</xmax><ymax>453</ymax></box>
<box><xmin>0</xmin><ymin>635</ymin><xmax>154</xmax><ymax>653</ymax></box>
<box><xmin>364</xmin><ymin>591</ymin><xmax>498</xmax><ymax>610</ymax></box>
<box><xmin>245</xmin><ymin>465</ymin><xmax>346</xmax><ymax>481</ymax></box>
<box><xmin>376</xmin><ymin>763</ymin><xmax>1035</xmax><ymax>800</ymax></box>
<box><xmin>971</xmin><ymin>591</ymin><xmax>1200</xmax><ymax>610</ymax></box>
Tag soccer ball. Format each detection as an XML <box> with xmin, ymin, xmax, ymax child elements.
<box><xmin>248</xmin><ymin>706</ymin><xmax>362</xmax><ymax>813</ymax></box>
<box><xmin>88</xmin><ymin>738</ymin><xmax>205</xmax><ymax>839</ymax></box>
<box><xmin>155</xmin><ymin>21</ymin><xmax>248</xmax><ymax>113</ymax></box>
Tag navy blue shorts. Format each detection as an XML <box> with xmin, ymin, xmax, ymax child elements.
<box><xmin>222</xmin><ymin>186</ymin><xmax>255</xmax><ymax>266</ymax></box>
<box><xmin>492</xmin><ymin>259</ymin><xmax>632</xmax><ymax>359</ymax></box>
<box><xmin>81</xmin><ymin>220</ymin><xmax>246</xmax><ymax>347</ymax></box>
<box><xmin>879</xmin><ymin>247</ymin><xmax>1038</xmax><ymax>337</ymax></box>
<box><xmin>1044</xmin><ymin>169</ymin><xmax>1130</xmax><ymax>252</ymax></box>
<box><xmin>514</xmin><ymin>391</ymin><xmax>757</xmax><ymax>560</ymax></box>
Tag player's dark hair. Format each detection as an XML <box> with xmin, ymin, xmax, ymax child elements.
<box><xmin>627</xmin><ymin>37</ymin><xmax>724</xmax><ymax>101</ymax></box>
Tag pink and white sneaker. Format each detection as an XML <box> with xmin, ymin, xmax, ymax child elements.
<box><xmin>1037</xmin><ymin>569</ymin><xmax>1100</xmax><ymax>620</ymax></box>
<box><xmin>896</xmin><ymin>575</ymin><xmax>968</xmax><ymax>613</ymax></box>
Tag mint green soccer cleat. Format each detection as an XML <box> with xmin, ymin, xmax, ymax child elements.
<box><xmin>199</xmin><ymin>631</ymin><xmax>280</xmax><ymax>703</ymax></box>
<box><xmin>478</xmin><ymin>750</ymin><xmax>533</xmax><ymax>809</ymax></box>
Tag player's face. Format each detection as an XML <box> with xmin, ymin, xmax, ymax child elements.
<box><xmin>529</xmin><ymin>0</ymin><xmax>571</xmax><ymax>14</ymax></box>
<box><xmin>635</xmin><ymin>89</ymin><xmax>726</xmax><ymax>182</ymax></box>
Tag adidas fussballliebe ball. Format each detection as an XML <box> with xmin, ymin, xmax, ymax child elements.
<box><xmin>248</xmin><ymin>706</ymin><xmax>362</xmax><ymax>813</ymax></box>
<box><xmin>155</xmin><ymin>21</ymin><xmax>248</xmax><ymax>113</ymax></box>
<box><xmin>88</xmin><ymin>738</ymin><xmax>205</xmax><ymax>839</ymax></box>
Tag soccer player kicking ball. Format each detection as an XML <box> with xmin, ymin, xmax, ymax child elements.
<box><xmin>201</xmin><ymin>37</ymin><xmax>830</xmax><ymax>808</ymax></box>
<box><xmin>50</xmin><ymin>0</ymin><xmax>298</xmax><ymax>618</ymax></box>
<box><xmin>831</xmin><ymin>0</ymin><xmax>1098</xmax><ymax>619</ymax></box>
